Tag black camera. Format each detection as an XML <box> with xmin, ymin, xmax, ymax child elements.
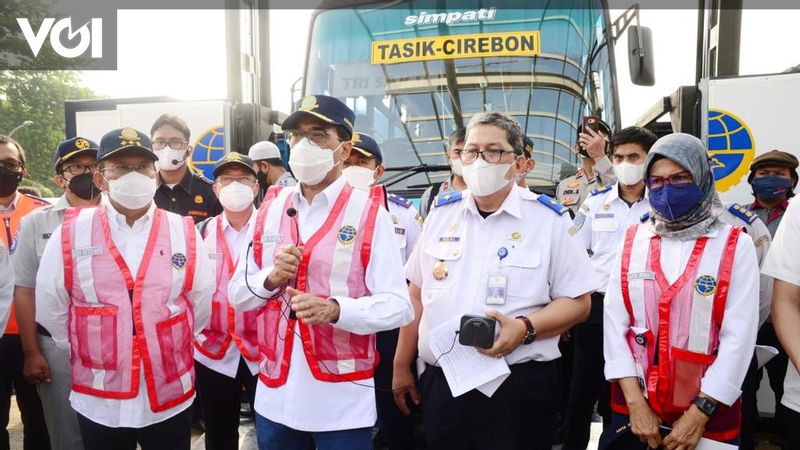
<box><xmin>458</xmin><ymin>315</ymin><xmax>496</xmax><ymax>349</ymax></box>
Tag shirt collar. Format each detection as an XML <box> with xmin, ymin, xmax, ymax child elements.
<box><xmin>158</xmin><ymin>168</ymin><xmax>194</xmax><ymax>191</ymax></box>
<box><xmin>105</xmin><ymin>201</ymin><xmax>156</xmax><ymax>230</ymax></box>
<box><xmin>221</xmin><ymin>207</ymin><xmax>256</xmax><ymax>233</ymax></box>
<box><xmin>53</xmin><ymin>195</ymin><xmax>72</xmax><ymax>211</ymax></box>
<box><xmin>462</xmin><ymin>184</ymin><xmax>523</xmax><ymax>220</ymax></box>
<box><xmin>0</xmin><ymin>192</ymin><xmax>19</xmax><ymax>213</ymax></box>
<box><xmin>611</xmin><ymin>184</ymin><xmax>648</xmax><ymax>204</ymax></box>
<box><xmin>750</xmin><ymin>198</ymin><xmax>789</xmax><ymax>211</ymax></box>
<box><xmin>293</xmin><ymin>175</ymin><xmax>346</xmax><ymax>209</ymax></box>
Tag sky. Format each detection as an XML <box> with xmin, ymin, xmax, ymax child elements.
<box><xmin>80</xmin><ymin>7</ymin><xmax>800</xmax><ymax>127</ymax></box>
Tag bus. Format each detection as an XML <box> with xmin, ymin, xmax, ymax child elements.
<box><xmin>302</xmin><ymin>0</ymin><xmax>639</xmax><ymax>198</ymax></box>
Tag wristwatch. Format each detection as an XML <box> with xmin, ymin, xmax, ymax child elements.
<box><xmin>692</xmin><ymin>396</ymin><xmax>717</xmax><ymax>417</ymax></box>
<box><xmin>515</xmin><ymin>316</ymin><xmax>536</xmax><ymax>345</ymax></box>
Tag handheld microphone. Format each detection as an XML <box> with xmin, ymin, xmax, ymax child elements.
<box><xmin>286</xmin><ymin>207</ymin><xmax>299</xmax><ymax>319</ymax></box>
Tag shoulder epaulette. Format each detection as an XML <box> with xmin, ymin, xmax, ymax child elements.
<box><xmin>640</xmin><ymin>212</ymin><xmax>650</xmax><ymax>223</ymax></box>
<box><xmin>536</xmin><ymin>194</ymin><xmax>568</xmax><ymax>215</ymax></box>
<box><xmin>433</xmin><ymin>190</ymin><xmax>462</xmax><ymax>207</ymax></box>
<box><xmin>388</xmin><ymin>194</ymin><xmax>412</xmax><ymax>209</ymax></box>
<box><xmin>728</xmin><ymin>203</ymin><xmax>757</xmax><ymax>225</ymax></box>
<box><xmin>590</xmin><ymin>184</ymin><xmax>613</xmax><ymax>196</ymax></box>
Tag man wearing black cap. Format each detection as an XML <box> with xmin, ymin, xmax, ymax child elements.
<box><xmin>746</xmin><ymin>149</ymin><xmax>798</xmax><ymax>448</ymax></box>
<box><xmin>13</xmin><ymin>137</ymin><xmax>102</xmax><ymax>450</ymax></box>
<box><xmin>516</xmin><ymin>136</ymin><xmax>536</xmax><ymax>189</ymax></box>
<box><xmin>151</xmin><ymin>114</ymin><xmax>222</xmax><ymax>223</ymax></box>
<box><xmin>229</xmin><ymin>95</ymin><xmax>412</xmax><ymax>450</ymax></box>
<box><xmin>747</xmin><ymin>149</ymin><xmax>798</xmax><ymax>236</ymax></box>
<box><xmin>194</xmin><ymin>152</ymin><xmax>261</xmax><ymax>450</ymax></box>
<box><xmin>35</xmin><ymin>128</ymin><xmax>213</xmax><ymax>450</ymax></box>
<box><xmin>556</xmin><ymin>121</ymin><xmax>615</xmax><ymax>215</ymax></box>
<box><xmin>341</xmin><ymin>132</ymin><xmax>422</xmax><ymax>450</ymax></box>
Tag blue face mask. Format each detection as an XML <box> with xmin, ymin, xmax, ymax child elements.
<box><xmin>649</xmin><ymin>183</ymin><xmax>704</xmax><ymax>221</ymax></box>
<box><xmin>752</xmin><ymin>175</ymin><xmax>793</xmax><ymax>201</ymax></box>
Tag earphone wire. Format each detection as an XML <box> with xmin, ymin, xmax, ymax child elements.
<box><xmin>243</xmin><ymin>241</ymin><xmax>459</xmax><ymax>393</ymax></box>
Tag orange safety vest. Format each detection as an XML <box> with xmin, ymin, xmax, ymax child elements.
<box><xmin>1</xmin><ymin>192</ymin><xmax>49</xmax><ymax>335</ymax></box>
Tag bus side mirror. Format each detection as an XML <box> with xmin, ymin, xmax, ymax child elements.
<box><xmin>628</xmin><ymin>25</ymin><xmax>655</xmax><ymax>86</ymax></box>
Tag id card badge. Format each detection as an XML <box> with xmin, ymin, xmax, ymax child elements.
<box><xmin>485</xmin><ymin>270</ymin><xmax>507</xmax><ymax>305</ymax></box>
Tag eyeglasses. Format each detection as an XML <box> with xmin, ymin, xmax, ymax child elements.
<box><xmin>100</xmin><ymin>164</ymin><xmax>156</xmax><ymax>177</ymax></box>
<box><xmin>460</xmin><ymin>148</ymin><xmax>517</xmax><ymax>164</ymax></box>
<box><xmin>216</xmin><ymin>175</ymin><xmax>257</xmax><ymax>187</ymax></box>
<box><xmin>0</xmin><ymin>160</ymin><xmax>23</xmax><ymax>172</ymax></box>
<box><xmin>285</xmin><ymin>129</ymin><xmax>339</xmax><ymax>147</ymax></box>
<box><xmin>60</xmin><ymin>163</ymin><xmax>98</xmax><ymax>176</ymax></box>
<box><xmin>152</xmin><ymin>139</ymin><xmax>188</xmax><ymax>151</ymax></box>
<box><xmin>645</xmin><ymin>171</ymin><xmax>694</xmax><ymax>190</ymax></box>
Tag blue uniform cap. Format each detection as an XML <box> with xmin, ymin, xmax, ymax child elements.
<box><xmin>53</xmin><ymin>136</ymin><xmax>98</xmax><ymax>172</ymax></box>
<box><xmin>351</xmin><ymin>132</ymin><xmax>382</xmax><ymax>164</ymax></box>
<box><xmin>282</xmin><ymin>95</ymin><xmax>356</xmax><ymax>140</ymax></box>
<box><xmin>97</xmin><ymin>128</ymin><xmax>157</xmax><ymax>163</ymax></box>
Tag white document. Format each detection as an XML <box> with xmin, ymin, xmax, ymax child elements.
<box><xmin>428</xmin><ymin>317</ymin><xmax>510</xmax><ymax>398</ymax></box>
<box><xmin>696</xmin><ymin>437</ymin><xmax>737</xmax><ymax>450</ymax></box>
<box><xmin>755</xmin><ymin>345</ymin><xmax>779</xmax><ymax>369</ymax></box>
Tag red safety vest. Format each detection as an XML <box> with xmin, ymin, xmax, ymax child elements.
<box><xmin>251</xmin><ymin>183</ymin><xmax>382</xmax><ymax>387</ymax></box>
<box><xmin>61</xmin><ymin>206</ymin><xmax>197</xmax><ymax>412</ymax></box>
<box><xmin>609</xmin><ymin>224</ymin><xmax>743</xmax><ymax>442</ymax></box>
<box><xmin>195</xmin><ymin>214</ymin><xmax>259</xmax><ymax>361</ymax></box>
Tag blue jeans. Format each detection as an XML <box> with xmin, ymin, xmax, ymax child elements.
<box><xmin>254</xmin><ymin>413</ymin><xmax>372</xmax><ymax>450</ymax></box>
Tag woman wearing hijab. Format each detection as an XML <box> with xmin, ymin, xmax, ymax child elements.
<box><xmin>601</xmin><ymin>133</ymin><xmax>759</xmax><ymax>449</ymax></box>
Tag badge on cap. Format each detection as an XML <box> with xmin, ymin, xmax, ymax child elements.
<box><xmin>171</xmin><ymin>252</ymin><xmax>187</xmax><ymax>270</ymax></box>
<box><xmin>119</xmin><ymin>128</ymin><xmax>141</xmax><ymax>146</ymax></box>
<box><xmin>75</xmin><ymin>138</ymin><xmax>90</xmax><ymax>149</ymax></box>
<box><xmin>300</xmin><ymin>96</ymin><xmax>318</xmax><ymax>111</ymax></box>
<box><xmin>352</xmin><ymin>132</ymin><xmax>362</xmax><ymax>144</ymax></box>
<box><xmin>338</xmin><ymin>225</ymin><xmax>357</xmax><ymax>245</ymax></box>
<box><xmin>432</xmin><ymin>260</ymin><xmax>448</xmax><ymax>280</ymax></box>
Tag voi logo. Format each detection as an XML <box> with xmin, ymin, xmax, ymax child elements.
<box><xmin>16</xmin><ymin>17</ymin><xmax>102</xmax><ymax>59</ymax></box>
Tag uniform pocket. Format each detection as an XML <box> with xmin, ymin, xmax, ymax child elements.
<box><xmin>74</xmin><ymin>305</ymin><xmax>118</xmax><ymax>370</ymax></box>
<box><xmin>504</xmin><ymin>251</ymin><xmax>542</xmax><ymax>299</ymax></box>
<box><xmin>669</xmin><ymin>347</ymin><xmax>715</xmax><ymax>410</ymax></box>
<box><xmin>156</xmin><ymin>310</ymin><xmax>193</xmax><ymax>383</ymax></box>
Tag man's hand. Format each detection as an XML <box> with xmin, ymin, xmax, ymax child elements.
<box><xmin>628</xmin><ymin>397</ymin><xmax>663</xmax><ymax>449</ymax></box>
<box><xmin>265</xmin><ymin>245</ymin><xmax>303</xmax><ymax>291</ymax></box>
<box><xmin>23</xmin><ymin>352</ymin><xmax>51</xmax><ymax>384</ymax></box>
<box><xmin>392</xmin><ymin>365</ymin><xmax>420</xmax><ymax>415</ymax></box>
<box><xmin>579</xmin><ymin>128</ymin><xmax>608</xmax><ymax>160</ymax></box>
<box><xmin>478</xmin><ymin>311</ymin><xmax>527</xmax><ymax>358</ymax></box>
<box><xmin>287</xmin><ymin>287</ymin><xmax>340</xmax><ymax>325</ymax></box>
<box><xmin>663</xmin><ymin>405</ymin><xmax>709</xmax><ymax>450</ymax></box>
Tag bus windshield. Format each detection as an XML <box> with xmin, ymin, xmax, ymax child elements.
<box><xmin>304</xmin><ymin>1</ymin><xmax>619</xmax><ymax>196</ymax></box>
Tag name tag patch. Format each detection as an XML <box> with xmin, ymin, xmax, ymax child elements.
<box><xmin>594</xmin><ymin>213</ymin><xmax>615</xmax><ymax>219</ymax></box>
<box><xmin>262</xmin><ymin>234</ymin><xmax>283</xmax><ymax>243</ymax></box>
<box><xmin>394</xmin><ymin>227</ymin><xmax>406</xmax><ymax>235</ymax></box>
<box><xmin>627</xmin><ymin>271</ymin><xmax>655</xmax><ymax>281</ymax></box>
<box><xmin>73</xmin><ymin>246</ymin><xmax>104</xmax><ymax>257</ymax></box>
<box><xmin>208</xmin><ymin>253</ymin><xmax>224</xmax><ymax>260</ymax></box>
<box><xmin>438</xmin><ymin>236</ymin><xmax>459</xmax><ymax>242</ymax></box>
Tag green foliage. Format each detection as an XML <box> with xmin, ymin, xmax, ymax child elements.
<box><xmin>0</xmin><ymin>71</ymin><xmax>96</xmax><ymax>192</ymax></box>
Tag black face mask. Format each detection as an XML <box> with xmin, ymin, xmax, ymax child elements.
<box><xmin>0</xmin><ymin>167</ymin><xmax>22</xmax><ymax>197</ymax></box>
<box><xmin>67</xmin><ymin>172</ymin><xmax>100</xmax><ymax>200</ymax></box>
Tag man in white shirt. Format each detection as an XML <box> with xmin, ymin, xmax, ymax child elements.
<box><xmin>762</xmin><ymin>199</ymin><xmax>800</xmax><ymax>450</ymax></box>
<box><xmin>562</xmin><ymin>126</ymin><xmax>657</xmax><ymax>450</ymax></box>
<box><xmin>394</xmin><ymin>112</ymin><xmax>599</xmax><ymax>450</ymax></box>
<box><xmin>228</xmin><ymin>95</ymin><xmax>413</xmax><ymax>450</ymax></box>
<box><xmin>194</xmin><ymin>152</ymin><xmax>261</xmax><ymax>450</ymax></box>
<box><xmin>35</xmin><ymin>128</ymin><xmax>213</xmax><ymax>450</ymax></box>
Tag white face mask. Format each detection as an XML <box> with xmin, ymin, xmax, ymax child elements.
<box><xmin>288</xmin><ymin>138</ymin><xmax>340</xmax><ymax>185</ymax></box>
<box><xmin>106</xmin><ymin>171</ymin><xmax>157</xmax><ymax>210</ymax></box>
<box><xmin>450</xmin><ymin>157</ymin><xmax>464</xmax><ymax>176</ymax></box>
<box><xmin>462</xmin><ymin>158</ymin><xmax>513</xmax><ymax>197</ymax></box>
<box><xmin>218</xmin><ymin>181</ymin><xmax>255</xmax><ymax>212</ymax></box>
<box><xmin>155</xmin><ymin>148</ymin><xmax>188</xmax><ymax>171</ymax></box>
<box><xmin>342</xmin><ymin>166</ymin><xmax>376</xmax><ymax>189</ymax></box>
<box><xmin>613</xmin><ymin>161</ymin><xmax>646</xmax><ymax>186</ymax></box>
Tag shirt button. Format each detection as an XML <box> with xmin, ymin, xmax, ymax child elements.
<box><xmin>171</xmin><ymin>197</ymin><xmax>176</xmax><ymax>202</ymax></box>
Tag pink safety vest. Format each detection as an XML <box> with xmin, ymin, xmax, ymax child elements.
<box><xmin>251</xmin><ymin>183</ymin><xmax>382</xmax><ymax>387</ymax></box>
<box><xmin>61</xmin><ymin>206</ymin><xmax>197</xmax><ymax>413</ymax></box>
<box><xmin>610</xmin><ymin>224</ymin><xmax>742</xmax><ymax>442</ymax></box>
<box><xmin>195</xmin><ymin>214</ymin><xmax>259</xmax><ymax>361</ymax></box>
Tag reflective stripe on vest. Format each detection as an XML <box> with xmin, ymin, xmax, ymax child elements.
<box><xmin>612</xmin><ymin>224</ymin><xmax>742</xmax><ymax>441</ymax></box>
<box><xmin>195</xmin><ymin>214</ymin><xmax>259</xmax><ymax>361</ymax></box>
<box><xmin>62</xmin><ymin>206</ymin><xmax>197</xmax><ymax>412</ymax></box>
<box><xmin>252</xmin><ymin>183</ymin><xmax>381</xmax><ymax>387</ymax></box>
